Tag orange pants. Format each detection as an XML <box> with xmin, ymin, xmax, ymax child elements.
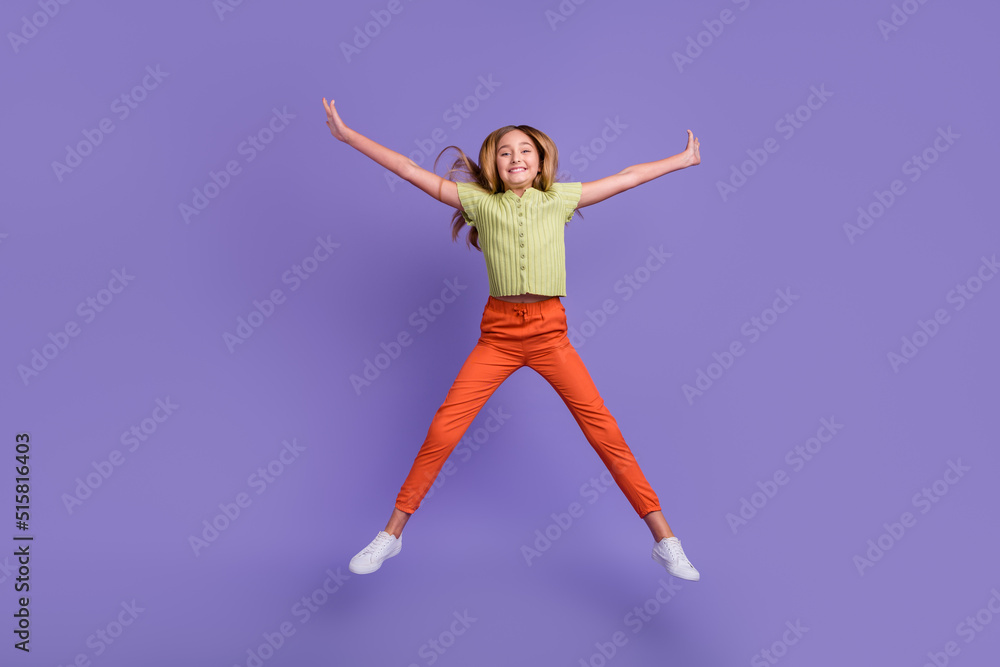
<box><xmin>395</xmin><ymin>295</ymin><xmax>661</xmax><ymax>518</ymax></box>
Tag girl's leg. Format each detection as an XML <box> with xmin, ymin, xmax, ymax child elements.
<box><xmin>529</xmin><ymin>322</ymin><xmax>700</xmax><ymax>579</ymax></box>
<box><xmin>642</xmin><ymin>510</ymin><xmax>675</xmax><ymax>542</ymax></box>
<box><xmin>532</xmin><ymin>342</ymin><xmax>663</xmax><ymax>524</ymax></box>
<box><xmin>524</xmin><ymin>304</ymin><xmax>664</xmax><ymax>533</ymax></box>
<box><xmin>355</xmin><ymin>298</ymin><xmax>554</xmax><ymax>574</ymax></box>
<box><xmin>384</xmin><ymin>507</ymin><xmax>411</xmax><ymax>538</ymax></box>
<box><xmin>391</xmin><ymin>337</ymin><xmax>521</xmax><ymax>532</ymax></box>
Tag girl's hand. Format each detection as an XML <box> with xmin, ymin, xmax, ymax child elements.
<box><xmin>323</xmin><ymin>97</ymin><xmax>352</xmax><ymax>143</ymax></box>
<box><xmin>681</xmin><ymin>129</ymin><xmax>700</xmax><ymax>167</ymax></box>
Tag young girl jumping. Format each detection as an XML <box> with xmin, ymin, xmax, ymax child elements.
<box><xmin>323</xmin><ymin>97</ymin><xmax>701</xmax><ymax>580</ymax></box>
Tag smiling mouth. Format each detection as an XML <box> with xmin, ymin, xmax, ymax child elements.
<box><xmin>509</xmin><ymin>167</ymin><xmax>526</xmax><ymax>173</ymax></box>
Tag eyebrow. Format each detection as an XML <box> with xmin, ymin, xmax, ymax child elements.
<box><xmin>497</xmin><ymin>142</ymin><xmax>533</xmax><ymax>152</ymax></box>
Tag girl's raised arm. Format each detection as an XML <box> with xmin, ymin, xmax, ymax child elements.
<box><xmin>577</xmin><ymin>129</ymin><xmax>700</xmax><ymax>209</ymax></box>
<box><xmin>323</xmin><ymin>97</ymin><xmax>461</xmax><ymax>211</ymax></box>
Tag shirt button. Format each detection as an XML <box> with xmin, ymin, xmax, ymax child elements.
<box><xmin>519</xmin><ymin>231</ymin><xmax>523</xmax><ymax>237</ymax></box>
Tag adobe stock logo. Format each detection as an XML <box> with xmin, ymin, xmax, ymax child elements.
<box><xmin>54</xmin><ymin>600</ymin><xmax>145</xmax><ymax>664</ymax></box>
<box><xmin>213</xmin><ymin>0</ymin><xmax>251</xmax><ymax>21</ymax></box>
<box><xmin>384</xmin><ymin>76</ymin><xmax>502</xmax><ymax>193</ymax></box>
<box><xmin>886</xmin><ymin>254</ymin><xmax>998</xmax><ymax>373</ymax></box>
<box><xmin>750</xmin><ymin>620</ymin><xmax>809</xmax><ymax>667</ymax></box>
<box><xmin>61</xmin><ymin>397</ymin><xmax>180</xmax><ymax>515</ymax></box>
<box><xmin>725</xmin><ymin>416</ymin><xmax>844</xmax><ymax>534</ymax></box>
<box><xmin>339</xmin><ymin>0</ymin><xmax>419</xmax><ymax>63</ymax></box>
<box><xmin>349</xmin><ymin>278</ymin><xmax>468</xmax><ymax>395</ymax></box>
<box><xmin>716</xmin><ymin>85</ymin><xmax>833</xmax><ymax>202</ymax></box>
<box><xmin>919</xmin><ymin>586</ymin><xmax>1000</xmax><ymax>667</ymax></box>
<box><xmin>567</xmin><ymin>117</ymin><xmax>628</xmax><ymax>173</ymax></box>
<box><xmin>422</xmin><ymin>406</ymin><xmax>511</xmax><ymax>504</ymax></box>
<box><xmin>51</xmin><ymin>66</ymin><xmax>170</xmax><ymax>182</ymax></box>
<box><xmin>230</xmin><ymin>566</ymin><xmax>351</xmax><ymax>667</ymax></box>
<box><xmin>844</xmin><ymin>126</ymin><xmax>959</xmax><ymax>245</ymax></box>
<box><xmin>7</xmin><ymin>0</ymin><xmax>73</xmax><ymax>54</ymax></box>
<box><xmin>222</xmin><ymin>236</ymin><xmax>340</xmax><ymax>353</ymax></box>
<box><xmin>682</xmin><ymin>287</ymin><xmax>800</xmax><ymax>405</ymax></box>
<box><xmin>179</xmin><ymin>107</ymin><xmax>296</xmax><ymax>224</ymax></box>
<box><xmin>877</xmin><ymin>0</ymin><xmax>934</xmax><ymax>40</ymax></box>
<box><xmin>568</xmin><ymin>245</ymin><xmax>672</xmax><ymax>350</ymax></box>
<box><xmin>544</xmin><ymin>0</ymin><xmax>590</xmax><ymax>31</ymax></box>
<box><xmin>521</xmin><ymin>467</ymin><xmax>625</xmax><ymax>566</ymax></box>
<box><xmin>16</xmin><ymin>267</ymin><xmax>135</xmax><ymax>386</ymax></box>
<box><xmin>188</xmin><ymin>439</ymin><xmax>306</xmax><ymax>557</ymax></box>
<box><xmin>405</xmin><ymin>610</ymin><xmax>478</xmax><ymax>667</ymax></box>
<box><xmin>853</xmin><ymin>459</ymin><xmax>970</xmax><ymax>576</ymax></box>
<box><xmin>576</xmin><ymin>578</ymin><xmax>683</xmax><ymax>666</ymax></box>
<box><xmin>671</xmin><ymin>0</ymin><xmax>757</xmax><ymax>73</ymax></box>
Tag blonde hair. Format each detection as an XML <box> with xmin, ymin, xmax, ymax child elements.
<box><xmin>433</xmin><ymin>125</ymin><xmax>583</xmax><ymax>251</ymax></box>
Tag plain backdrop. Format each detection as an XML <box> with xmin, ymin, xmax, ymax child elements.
<box><xmin>2</xmin><ymin>1</ymin><xmax>998</xmax><ymax>665</ymax></box>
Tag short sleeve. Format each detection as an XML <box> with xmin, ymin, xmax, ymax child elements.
<box><xmin>455</xmin><ymin>181</ymin><xmax>488</xmax><ymax>227</ymax></box>
<box><xmin>548</xmin><ymin>182</ymin><xmax>583</xmax><ymax>223</ymax></box>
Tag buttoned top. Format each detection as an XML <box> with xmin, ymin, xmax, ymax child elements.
<box><xmin>456</xmin><ymin>181</ymin><xmax>583</xmax><ymax>297</ymax></box>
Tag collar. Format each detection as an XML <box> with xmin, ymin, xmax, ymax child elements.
<box><xmin>501</xmin><ymin>186</ymin><xmax>535</xmax><ymax>200</ymax></box>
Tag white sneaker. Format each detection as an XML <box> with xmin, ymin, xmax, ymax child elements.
<box><xmin>652</xmin><ymin>536</ymin><xmax>700</xmax><ymax>581</ymax></box>
<box><xmin>349</xmin><ymin>531</ymin><xmax>402</xmax><ymax>574</ymax></box>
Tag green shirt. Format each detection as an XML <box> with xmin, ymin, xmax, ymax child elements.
<box><xmin>456</xmin><ymin>181</ymin><xmax>583</xmax><ymax>297</ymax></box>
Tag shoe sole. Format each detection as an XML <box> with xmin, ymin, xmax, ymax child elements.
<box><xmin>651</xmin><ymin>551</ymin><xmax>700</xmax><ymax>581</ymax></box>
<box><xmin>349</xmin><ymin>542</ymin><xmax>401</xmax><ymax>575</ymax></box>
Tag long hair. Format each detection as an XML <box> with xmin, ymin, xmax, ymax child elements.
<box><xmin>433</xmin><ymin>125</ymin><xmax>583</xmax><ymax>251</ymax></box>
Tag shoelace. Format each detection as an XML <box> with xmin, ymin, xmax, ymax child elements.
<box><xmin>361</xmin><ymin>532</ymin><xmax>393</xmax><ymax>558</ymax></box>
<box><xmin>663</xmin><ymin>540</ymin><xmax>692</xmax><ymax>566</ymax></box>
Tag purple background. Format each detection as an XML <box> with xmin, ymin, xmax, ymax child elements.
<box><xmin>3</xmin><ymin>0</ymin><xmax>999</xmax><ymax>665</ymax></box>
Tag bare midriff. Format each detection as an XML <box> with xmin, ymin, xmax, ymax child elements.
<box><xmin>494</xmin><ymin>293</ymin><xmax>555</xmax><ymax>303</ymax></box>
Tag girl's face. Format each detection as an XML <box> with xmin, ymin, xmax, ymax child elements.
<box><xmin>495</xmin><ymin>129</ymin><xmax>540</xmax><ymax>191</ymax></box>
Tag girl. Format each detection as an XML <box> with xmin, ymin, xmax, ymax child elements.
<box><xmin>323</xmin><ymin>97</ymin><xmax>701</xmax><ymax>580</ymax></box>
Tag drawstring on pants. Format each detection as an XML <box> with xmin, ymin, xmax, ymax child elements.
<box><xmin>509</xmin><ymin>301</ymin><xmax>548</xmax><ymax>323</ymax></box>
